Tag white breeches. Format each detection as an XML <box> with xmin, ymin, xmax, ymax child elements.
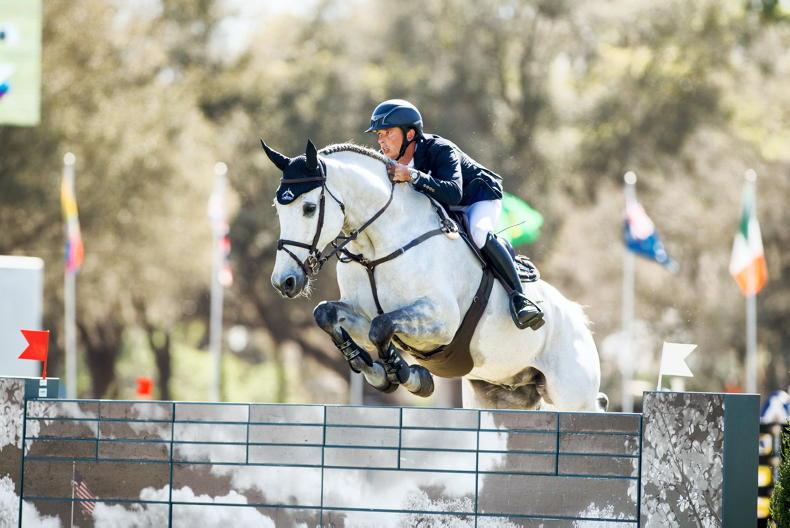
<box><xmin>461</xmin><ymin>199</ymin><xmax>502</xmax><ymax>249</ymax></box>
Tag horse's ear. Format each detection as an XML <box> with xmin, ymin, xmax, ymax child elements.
<box><xmin>305</xmin><ymin>139</ymin><xmax>319</xmax><ymax>174</ymax></box>
<box><xmin>260</xmin><ymin>138</ymin><xmax>290</xmax><ymax>171</ymax></box>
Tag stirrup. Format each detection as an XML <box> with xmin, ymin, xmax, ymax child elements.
<box><xmin>510</xmin><ymin>296</ymin><xmax>545</xmax><ymax>331</ymax></box>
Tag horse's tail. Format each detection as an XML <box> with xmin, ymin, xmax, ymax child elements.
<box><xmin>531</xmin><ymin>280</ymin><xmax>605</xmax><ymax>410</ymax></box>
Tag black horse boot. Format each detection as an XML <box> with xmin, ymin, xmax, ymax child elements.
<box><xmin>481</xmin><ymin>233</ymin><xmax>545</xmax><ymax>330</ymax></box>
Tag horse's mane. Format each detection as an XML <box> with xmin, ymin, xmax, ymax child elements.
<box><xmin>319</xmin><ymin>143</ymin><xmax>390</xmax><ymax>165</ymax></box>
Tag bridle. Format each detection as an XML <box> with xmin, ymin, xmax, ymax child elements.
<box><xmin>276</xmin><ymin>154</ymin><xmax>458</xmax><ymax>329</ymax></box>
<box><xmin>275</xmin><ymin>159</ymin><xmax>397</xmax><ymax>278</ymax></box>
<box><xmin>276</xmin><ymin>161</ymin><xmax>342</xmax><ymax>276</ymax></box>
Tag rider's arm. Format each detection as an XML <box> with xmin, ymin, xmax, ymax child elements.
<box><xmin>411</xmin><ymin>144</ymin><xmax>463</xmax><ymax>206</ymax></box>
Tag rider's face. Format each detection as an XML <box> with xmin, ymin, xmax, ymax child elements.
<box><xmin>376</xmin><ymin>127</ymin><xmax>404</xmax><ymax>160</ymax></box>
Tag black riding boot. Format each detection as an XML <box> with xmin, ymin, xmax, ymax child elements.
<box><xmin>481</xmin><ymin>233</ymin><xmax>545</xmax><ymax>330</ymax></box>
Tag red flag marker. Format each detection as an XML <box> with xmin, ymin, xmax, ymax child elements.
<box><xmin>136</xmin><ymin>377</ymin><xmax>153</xmax><ymax>399</ymax></box>
<box><xmin>19</xmin><ymin>329</ymin><xmax>50</xmax><ymax>379</ymax></box>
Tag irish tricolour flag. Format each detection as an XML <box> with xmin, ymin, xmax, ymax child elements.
<box><xmin>729</xmin><ymin>176</ymin><xmax>767</xmax><ymax>296</ymax></box>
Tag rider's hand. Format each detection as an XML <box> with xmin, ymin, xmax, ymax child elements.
<box><xmin>386</xmin><ymin>162</ymin><xmax>412</xmax><ymax>183</ymax></box>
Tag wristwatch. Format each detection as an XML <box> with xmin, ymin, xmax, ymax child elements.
<box><xmin>408</xmin><ymin>168</ymin><xmax>420</xmax><ymax>184</ymax></box>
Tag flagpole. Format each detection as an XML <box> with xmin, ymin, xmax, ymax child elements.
<box><xmin>209</xmin><ymin>162</ymin><xmax>227</xmax><ymax>402</ymax></box>
<box><xmin>746</xmin><ymin>293</ymin><xmax>757</xmax><ymax>392</ymax></box>
<box><xmin>63</xmin><ymin>153</ymin><xmax>77</xmax><ymax>399</ymax></box>
<box><xmin>70</xmin><ymin>461</ymin><xmax>76</xmax><ymax>527</ymax></box>
<box><xmin>621</xmin><ymin>171</ymin><xmax>637</xmax><ymax>412</ymax></box>
<box><xmin>745</xmin><ymin>169</ymin><xmax>758</xmax><ymax>393</ymax></box>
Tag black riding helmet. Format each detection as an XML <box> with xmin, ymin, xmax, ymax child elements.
<box><xmin>365</xmin><ymin>99</ymin><xmax>423</xmax><ymax>160</ymax></box>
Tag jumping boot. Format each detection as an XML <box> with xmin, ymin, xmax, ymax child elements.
<box><xmin>380</xmin><ymin>344</ymin><xmax>412</xmax><ymax>385</ymax></box>
<box><xmin>332</xmin><ymin>327</ymin><xmax>372</xmax><ymax>373</ymax></box>
<box><xmin>481</xmin><ymin>233</ymin><xmax>545</xmax><ymax>330</ymax></box>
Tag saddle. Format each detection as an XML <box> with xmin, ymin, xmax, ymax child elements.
<box><xmin>447</xmin><ymin>208</ymin><xmax>540</xmax><ymax>285</ymax></box>
<box><xmin>401</xmin><ymin>203</ymin><xmax>540</xmax><ymax>378</ymax></box>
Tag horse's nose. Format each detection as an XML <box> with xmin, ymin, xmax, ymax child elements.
<box><xmin>273</xmin><ymin>273</ymin><xmax>303</xmax><ymax>298</ymax></box>
<box><xmin>283</xmin><ymin>276</ymin><xmax>297</xmax><ymax>295</ymax></box>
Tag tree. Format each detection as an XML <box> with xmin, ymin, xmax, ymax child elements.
<box><xmin>2</xmin><ymin>0</ymin><xmax>788</xmax><ymax>402</ymax></box>
<box><xmin>771</xmin><ymin>421</ymin><xmax>790</xmax><ymax>528</ymax></box>
<box><xmin>0</xmin><ymin>0</ymin><xmax>218</xmax><ymax>397</ymax></box>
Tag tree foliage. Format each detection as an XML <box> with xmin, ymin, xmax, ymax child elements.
<box><xmin>772</xmin><ymin>421</ymin><xmax>790</xmax><ymax>527</ymax></box>
<box><xmin>0</xmin><ymin>0</ymin><xmax>788</xmax><ymax>402</ymax></box>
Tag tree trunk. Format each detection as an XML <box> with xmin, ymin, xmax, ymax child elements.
<box><xmin>78</xmin><ymin>317</ymin><xmax>124</xmax><ymax>398</ymax></box>
<box><xmin>148</xmin><ymin>329</ymin><xmax>172</xmax><ymax>400</ymax></box>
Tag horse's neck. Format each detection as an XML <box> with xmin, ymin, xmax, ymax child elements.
<box><xmin>324</xmin><ymin>153</ymin><xmax>437</xmax><ymax>258</ymax></box>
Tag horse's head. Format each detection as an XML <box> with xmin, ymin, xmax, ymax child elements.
<box><xmin>263</xmin><ymin>138</ymin><xmax>345</xmax><ymax>298</ymax></box>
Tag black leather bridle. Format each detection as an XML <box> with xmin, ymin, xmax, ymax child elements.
<box><xmin>276</xmin><ymin>159</ymin><xmax>398</xmax><ymax>278</ymax></box>
<box><xmin>276</xmin><ymin>157</ymin><xmax>457</xmax><ymax>323</ymax></box>
<box><xmin>276</xmin><ymin>161</ymin><xmax>341</xmax><ymax>276</ymax></box>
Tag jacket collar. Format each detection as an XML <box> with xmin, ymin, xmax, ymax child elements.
<box><xmin>412</xmin><ymin>135</ymin><xmax>428</xmax><ymax>170</ymax></box>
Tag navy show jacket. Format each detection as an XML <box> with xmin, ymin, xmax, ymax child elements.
<box><xmin>410</xmin><ymin>134</ymin><xmax>504</xmax><ymax>207</ymax></box>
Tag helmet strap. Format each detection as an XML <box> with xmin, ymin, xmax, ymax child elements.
<box><xmin>396</xmin><ymin>126</ymin><xmax>416</xmax><ymax>161</ymax></box>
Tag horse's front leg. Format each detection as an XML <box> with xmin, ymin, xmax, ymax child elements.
<box><xmin>313</xmin><ymin>300</ymin><xmax>395</xmax><ymax>393</ymax></box>
<box><xmin>369</xmin><ymin>298</ymin><xmax>457</xmax><ymax>398</ymax></box>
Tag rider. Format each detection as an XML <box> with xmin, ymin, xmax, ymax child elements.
<box><xmin>365</xmin><ymin>99</ymin><xmax>544</xmax><ymax>331</ymax></box>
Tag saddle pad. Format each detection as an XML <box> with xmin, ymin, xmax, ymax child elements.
<box><xmin>516</xmin><ymin>254</ymin><xmax>540</xmax><ymax>283</ymax></box>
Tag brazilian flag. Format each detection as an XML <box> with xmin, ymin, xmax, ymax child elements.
<box><xmin>496</xmin><ymin>192</ymin><xmax>543</xmax><ymax>247</ymax></box>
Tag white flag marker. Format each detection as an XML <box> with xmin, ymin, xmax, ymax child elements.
<box><xmin>657</xmin><ymin>342</ymin><xmax>696</xmax><ymax>390</ymax></box>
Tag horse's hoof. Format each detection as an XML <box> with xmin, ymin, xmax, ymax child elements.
<box><xmin>597</xmin><ymin>392</ymin><xmax>610</xmax><ymax>412</ymax></box>
<box><xmin>405</xmin><ymin>365</ymin><xmax>435</xmax><ymax>398</ymax></box>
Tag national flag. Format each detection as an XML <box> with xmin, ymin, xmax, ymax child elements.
<box><xmin>72</xmin><ymin>471</ymin><xmax>97</xmax><ymax>518</ymax></box>
<box><xmin>729</xmin><ymin>178</ymin><xmax>767</xmax><ymax>296</ymax></box>
<box><xmin>496</xmin><ymin>192</ymin><xmax>543</xmax><ymax>247</ymax></box>
<box><xmin>0</xmin><ymin>62</ymin><xmax>13</xmax><ymax>99</ymax></box>
<box><xmin>219</xmin><ymin>233</ymin><xmax>233</xmax><ymax>287</ymax></box>
<box><xmin>60</xmin><ymin>159</ymin><xmax>84</xmax><ymax>272</ymax></box>
<box><xmin>623</xmin><ymin>200</ymin><xmax>678</xmax><ymax>271</ymax></box>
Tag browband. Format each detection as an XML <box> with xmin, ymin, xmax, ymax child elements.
<box><xmin>280</xmin><ymin>175</ymin><xmax>325</xmax><ymax>184</ymax></box>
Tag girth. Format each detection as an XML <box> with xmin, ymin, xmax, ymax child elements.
<box><xmin>411</xmin><ymin>268</ymin><xmax>494</xmax><ymax>378</ymax></box>
<box><xmin>341</xmin><ymin>220</ymin><xmax>495</xmax><ymax>379</ymax></box>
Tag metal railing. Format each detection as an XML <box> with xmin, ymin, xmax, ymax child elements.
<box><xmin>20</xmin><ymin>399</ymin><xmax>642</xmax><ymax>527</ymax></box>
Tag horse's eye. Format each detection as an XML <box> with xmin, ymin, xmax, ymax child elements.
<box><xmin>303</xmin><ymin>203</ymin><xmax>317</xmax><ymax>216</ymax></box>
